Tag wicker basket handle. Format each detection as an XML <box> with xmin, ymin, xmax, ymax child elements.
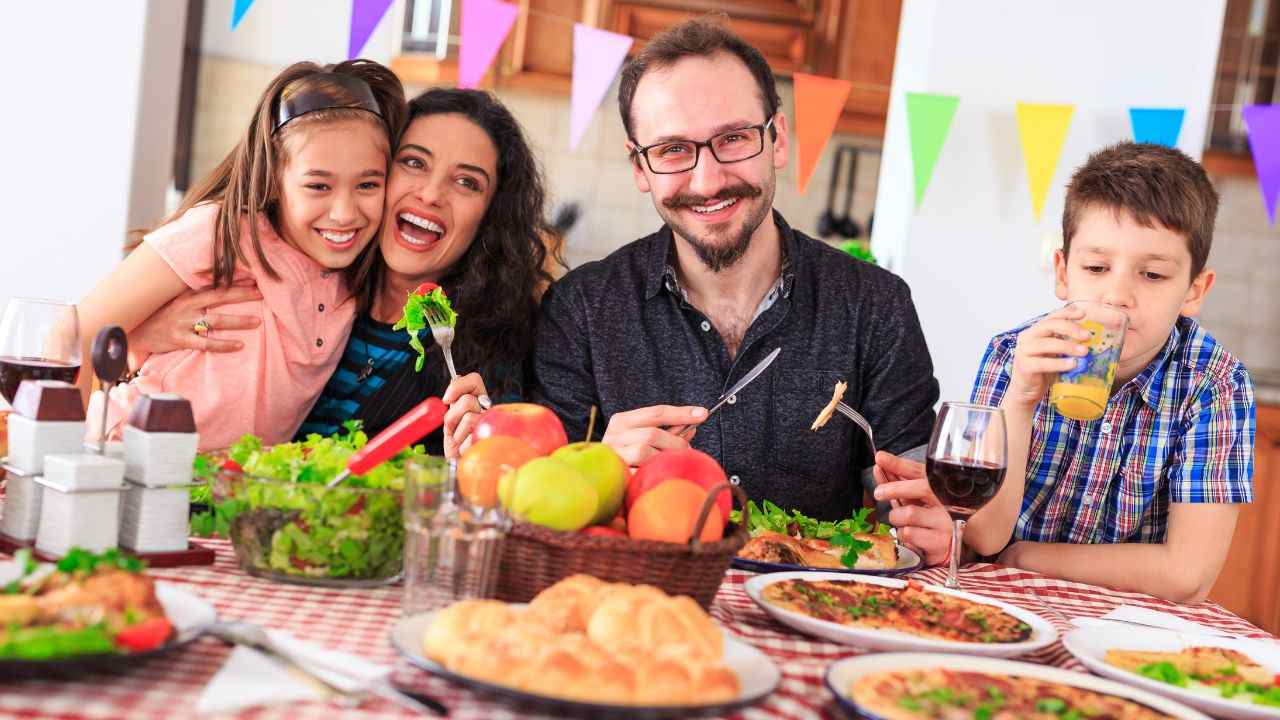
<box><xmin>689</xmin><ymin>481</ymin><xmax>749</xmax><ymax>551</ymax></box>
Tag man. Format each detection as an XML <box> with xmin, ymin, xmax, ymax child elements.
<box><xmin>531</xmin><ymin>20</ymin><xmax>941</xmax><ymax>540</ymax></box>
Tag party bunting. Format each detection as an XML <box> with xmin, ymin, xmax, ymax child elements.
<box><xmin>1015</xmin><ymin>102</ymin><xmax>1075</xmax><ymax>220</ymax></box>
<box><xmin>1129</xmin><ymin>108</ymin><xmax>1185</xmax><ymax>148</ymax></box>
<box><xmin>231</xmin><ymin>0</ymin><xmax>255</xmax><ymax>30</ymax></box>
<box><xmin>570</xmin><ymin>24</ymin><xmax>633</xmax><ymax>151</ymax></box>
<box><xmin>793</xmin><ymin>73</ymin><xmax>853</xmax><ymax>194</ymax></box>
<box><xmin>1243</xmin><ymin>105</ymin><xmax>1280</xmax><ymax>225</ymax></box>
<box><xmin>458</xmin><ymin>0</ymin><xmax>519</xmax><ymax>89</ymax></box>
<box><xmin>349</xmin><ymin>0</ymin><xmax>396</xmax><ymax>59</ymax></box>
<box><xmin>905</xmin><ymin>92</ymin><xmax>960</xmax><ymax>208</ymax></box>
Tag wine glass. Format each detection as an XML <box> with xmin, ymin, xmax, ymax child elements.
<box><xmin>926</xmin><ymin>402</ymin><xmax>1007</xmax><ymax>589</ymax></box>
<box><xmin>0</xmin><ymin>298</ymin><xmax>82</xmax><ymax>405</ymax></box>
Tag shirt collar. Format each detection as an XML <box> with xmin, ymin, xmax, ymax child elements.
<box><xmin>1123</xmin><ymin>319</ymin><xmax>1185</xmax><ymax>409</ymax></box>
<box><xmin>643</xmin><ymin>209</ymin><xmax>800</xmax><ymax>301</ymax></box>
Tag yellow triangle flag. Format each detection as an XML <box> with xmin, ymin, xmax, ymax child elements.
<box><xmin>793</xmin><ymin>73</ymin><xmax>853</xmax><ymax>194</ymax></box>
<box><xmin>1015</xmin><ymin>103</ymin><xmax>1075</xmax><ymax>220</ymax></box>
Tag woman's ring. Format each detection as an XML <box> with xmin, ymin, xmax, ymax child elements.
<box><xmin>192</xmin><ymin>317</ymin><xmax>212</xmax><ymax>336</ymax></box>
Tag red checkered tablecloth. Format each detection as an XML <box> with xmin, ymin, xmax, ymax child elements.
<box><xmin>1</xmin><ymin>540</ymin><xmax>1273</xmax><ymax>720</ymax></box>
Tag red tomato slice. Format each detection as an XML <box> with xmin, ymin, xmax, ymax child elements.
<box><xmin>221</xmin><ymin>459</ymin><xmax>242</xmax><ymax>473</ymax></box>
<box><xmin>115</xmin><ymin>617</ymin><xmax>173</xmax><ymax>652</ymax></box>
<box><xmin>413</xmin><ymin>282</ymin><xmax>440</xmax><ymax>296</ymax></box>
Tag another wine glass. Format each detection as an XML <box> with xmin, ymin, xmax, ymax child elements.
<box><xmin>0</xmin><ymin>298</ymin><xmax>82</xmax><ymax>405</ymax></box>
<box><xmin>926</xmin><ymin>402</ymin><xmax>1008</xmax><ymax>589</ymax></box>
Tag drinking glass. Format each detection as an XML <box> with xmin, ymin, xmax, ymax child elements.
<box><xmin>0</xmin><ymin>298</ymin><xmax>82</xmax><ymax>404</ymax></box>
<box><xmin>1049</xmin><ymin>300</ymin><xmax>1128</xmax><ymax>421</ymax></box>
<box><xmin>926</xmin><ymin>402</ymin><xmax>1008</xmax><ymax>589</ymax></box>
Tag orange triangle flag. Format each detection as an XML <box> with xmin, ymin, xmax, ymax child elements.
<box><xmin>793</xmin><ymin>73</ymin><xmax>853</xmax><ymax>194</ymax></box>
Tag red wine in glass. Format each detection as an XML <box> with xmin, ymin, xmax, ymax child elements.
<box><xmin>0</xmin><ymin>356</ymin><xmax>81</xmax><ymax>404</ymax></box>
<box><xmin>926</xmin><ymin>457</ymin><xmax>1006</xmax><ymax>520</ymax></box>
<box><xmin>0</xmin><ymin>298</ymin><xmax>82</xmax><ymax>405</ymax></box>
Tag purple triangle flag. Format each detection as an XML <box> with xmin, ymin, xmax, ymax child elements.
<box><xmin>1243</xmin><ymin>105</ymin><xmax>1280</xmax><ymax>225</ymax></box>
<box><xmin>231</xmin><ymin>0</ymin><xmax>255</xmax><ymax>30</ymax></box>
<box><xmin>459</xmin><ymin>0</ymin><xmax>519</xmax><ymax>89</ymax></box>
<box><xmin>1128</xmin><ymin>108</ymin><xmax>1184</xmax><ymax>148</ymax></box>
<box><xmin>349</xmin><ymin>0</ymin><xmax>396</xmax><ymax>59</ymax></box>
<box><xmin>570</xmin><ymin>24</ymin><xmax>633</xmax><ymax>151</ymax></box>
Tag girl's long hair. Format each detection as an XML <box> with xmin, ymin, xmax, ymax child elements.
<box><xmin>354</xmin><ymin>88</ymin><xmax>560</xmax><ymax>396</ymax></box>
<box><xmin>144</xmin><ymin>59</ymin><xmax>405</xmax><ymax>290</ymax></box>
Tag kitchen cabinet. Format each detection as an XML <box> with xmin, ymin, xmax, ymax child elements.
<box><xmin>392</xmin><ymin>0</ymin><xmax>903</xmax><ymax>137</ymax></box>
<box><xmin>1208</xmin><ymin>404</ymin><xmax>1280</xmax><ymax>635</ymax></box>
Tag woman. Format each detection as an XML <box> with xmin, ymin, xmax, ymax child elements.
<box><xmin>128</xmin><ymin>88</ymin><xmax>555</xmax><ymax>457</ymax></box>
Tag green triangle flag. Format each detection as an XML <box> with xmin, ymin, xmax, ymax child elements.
<box><xmin>905</xmin><ymin>92</ymin><xmax>960</xmax><ymax>208</ymax></box>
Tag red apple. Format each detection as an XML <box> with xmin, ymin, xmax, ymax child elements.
<box><xmin>473</xmin><ymin>403</ymin><xmax>568</xmax><ymax>456</ymax></box>
<box><xmin>627</xmin><ymin>448</ymin><xmax>731</xmax><ymax>523</ymax></box>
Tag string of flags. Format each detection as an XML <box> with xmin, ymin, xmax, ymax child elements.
<box><xmin>232</xmin><ymin>0</ymin><xmax>1280</xmax><ymax>226</ymax></box>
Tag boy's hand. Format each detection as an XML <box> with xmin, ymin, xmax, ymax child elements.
<box><xmin>1005</xmin><ymin>304</ymin><xmax>1091</xmax><ymax>409</ymax></box>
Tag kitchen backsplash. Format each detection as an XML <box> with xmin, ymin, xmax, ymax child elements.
<box><xmin>190</xmin><ymin>57</ymin><xmax>880</xmax><ymax>272</ymax></box>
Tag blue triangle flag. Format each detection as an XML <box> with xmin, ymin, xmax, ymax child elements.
<box><xmin>232</xmin><ymin>0</ymin><xmax>256</xmax><ymax>30</ymax></box>
<box><xmin>1129</xmin><ymin>108</ymin><xmax>1185</xmax><ymax>148</ymax></box>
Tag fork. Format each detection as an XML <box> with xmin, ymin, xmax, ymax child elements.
<box><xmin>834</xmin><ymin>401</ymin><xmax>876</xmax><ymax>458</ymax></box>
<box><xmin>424</xmin><ymin>307</ymin><xmax>458</xmax><ymax>381</ymax></box>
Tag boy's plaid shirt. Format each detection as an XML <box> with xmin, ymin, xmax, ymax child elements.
<box><xmin>970</xmin><ymin>315</ymin><xmax>1255</xmax><ymax>545</ymax></box>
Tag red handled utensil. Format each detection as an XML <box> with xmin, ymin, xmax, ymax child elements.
<box><xmin>325</xmin><ymin>396</ymin><xmax>447</xmax><ymax>489</ymax></box>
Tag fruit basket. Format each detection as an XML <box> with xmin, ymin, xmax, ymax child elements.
<box><xmin>495</xmin><ymin>482</ymin><xmax>750</xmax><ymax>609</ymax></box>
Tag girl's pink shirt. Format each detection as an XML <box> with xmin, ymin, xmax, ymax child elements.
<box><xmin>88</xmin><ymin>203</ymin><xmax>357</xmax><ymax>451</ymax></box>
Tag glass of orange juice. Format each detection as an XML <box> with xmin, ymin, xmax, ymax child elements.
<box><xmin>1049</xmin><ymin>301</ymin><xmax>1128</xmax><ymax>421</ymax></box>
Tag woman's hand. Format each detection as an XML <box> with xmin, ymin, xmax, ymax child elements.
<box><xmin>872</xmin><ymin>451</ymin><xmax>953</xmax><ymax>566</ymax></box>
<box><xmin>441</xmin><ymin>372</ymin><xmax>490</xmax><ymax>459</ymax></box>
<box><xmin>127</xmin><ymin>282</ymin><xmax>263</xmax><ymax>369</ymax></box>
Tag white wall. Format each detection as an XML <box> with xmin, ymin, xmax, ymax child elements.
<box><xmin>1</xmin><ymin>1</ymin><xmax>186</xmax><ymax>311</ymax></box>
<box><xmin>202</xmin><ymin>0</ymin><xmax>401</xmax><ymax>66</ymax></box>
<box><xmin>873</xmin><ymin>0</ymin><xmax>1226</xmax><ymax>404</ymax></box>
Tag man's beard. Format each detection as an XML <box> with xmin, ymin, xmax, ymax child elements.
<box><xmin>661</xmin><ymin>180</ymin><xmax>771</xmax><ymax>273</ymax></box>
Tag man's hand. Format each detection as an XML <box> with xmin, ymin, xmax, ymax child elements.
<box><xmin>872</xmin><ymin>451</ymin><xmax>952</xmax><ymax>566</ymax></box>
<box><xmin>601</xmin><ymin>405</ymin><xmax>707</xmax><ymax>466</ymax></box>
<box><xmin>441</xmin><ymin>373</ymin><xmax>490</xmax><ymax>459</ymax></box>
<box><xmin>1004</xmin><ymin>304</ymin><xmax>1090</xmax><ymax>408</ymax></box>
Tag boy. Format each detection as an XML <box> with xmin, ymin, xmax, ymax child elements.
<box><xmin>959</xmin><ymin>142</ymin><xmax>1254</xmax><ymax>603</ymax></box>
<box><xmin>875</xmin><ymin>142</ymin><xmax>1254</xmax><ymax>601</ymax></box>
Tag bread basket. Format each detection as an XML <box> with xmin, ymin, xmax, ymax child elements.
<box><xmin>495</xmin><ymin>482</ymin><xmax>749</xmax><ymax>609</ymax></box>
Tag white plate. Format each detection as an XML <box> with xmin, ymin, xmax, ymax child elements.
<box><xmin>733</xmin><ymin>543</ymin><xmax>924</xmax><ymax>576</ymax></box>
<box><xmin>825</xmin><ymin>652</ymin><xmax>1212</xmax><ymax>719</ymax></box>
<box><xmin>390</xmin><ymin>606</ymin><xmax>780</xmax><ymax>718</ymax></box>
<box><xmin>1064</xmin><ymin>625</ymin><xmax>1280</xmax><ymax>720</ymax></box>
<box><xmin>744</xmin><ymin>570</ymin><xmax>1057</xmax><ymax>657</ymax></box>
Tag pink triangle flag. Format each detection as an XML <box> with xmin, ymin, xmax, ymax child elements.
<box><xmin>349</xmin><ymin>0</ymin><xmax>396</xmax><ymax>59</ymax></box>
<box><xmin>570</xmin><ymin>24</ymin><xmax>633</xmax><ymax>151</ymax></box>
<box><xmin>458</xmin><ymin>0</ymin><xmax>519</xmax><ymax>89</ymax></box>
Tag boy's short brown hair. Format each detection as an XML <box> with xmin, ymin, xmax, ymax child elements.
<box><xmin>616</xmin><ymin>17</ymin><xmax>781</xmax><ymax>143</ymax></box>
<box><xmin>1062</xmin><ymin>142</ymin><xmax>1218</xmax><ymax>280</ymax></box>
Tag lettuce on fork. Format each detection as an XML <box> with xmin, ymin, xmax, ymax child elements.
<box><xmin>393</xmin><ymin>282</ymin><xmax>457</xmax><ymax>372</ymax></box>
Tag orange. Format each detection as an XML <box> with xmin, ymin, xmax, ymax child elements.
<box><xmin>457</xmin><ymin>436</ymin><xmax>542</xmax><ymax>508</ymax></box>
<box><xmin>627</xmin><ymin>479</ymin><xmax>724</xmax><ymax>543</ymax></box>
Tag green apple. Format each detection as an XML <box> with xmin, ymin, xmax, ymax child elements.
<box><xmin>505</xmin><ymin>457</ymin><xmax>599</xmax><ymax>532</ymax></box>
<box><xmin>551</xmin><ymin>442</ymin><xmax>627</xmax><ymax>525</ymax></box>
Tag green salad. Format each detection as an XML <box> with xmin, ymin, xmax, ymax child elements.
<box><xmin>393</xmin><ymin>281</ymin><xmax>456</xmax><ymax>372</ymax></box>
<box><xmin>205</xmin><ymin>421</ymin><xmax>425</xmax><ymax>582</ymax></box>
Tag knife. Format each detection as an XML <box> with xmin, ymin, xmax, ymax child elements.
<box><xmin>671</xmin><ymin>347</ymin><xmax>781</xmax><ymax>438</ymax></box>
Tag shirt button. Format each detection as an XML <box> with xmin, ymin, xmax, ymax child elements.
<box><xmin>315</xmin><ymin>338</ymin><xmax>323</xmax><ymax>347</ymax></box>
<box><xmin>700</xmin><ymin>320</ymin><xmax>711</xmax><ymax>332</ymax></box>
<box><xmin>1082</xmin><ymin>495</ymin><xmax>1094</xmax><ymax>506</ymax></box>
<box><xmin>726</xmin><ymin>394</ymin><xmax>737</xmax><ymax>405</ymax></box>
<box><xmin>318</xmin><ymin>303</ymin><xmax>325</xmax><ymax>312</ymax></box>
<box><xmin>729</xmin><ymin>475</ymin><xmax>741</xmax><ymax>486</ymax></box>
<box><xmin>1100</xmin><ymin>422</ymin><xmax>1113</xmax><ymax>435</ymax></box>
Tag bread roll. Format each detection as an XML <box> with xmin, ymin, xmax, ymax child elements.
<box><xmin>422</xmin><ymin>599</ymin><xmax>518</xmax><ymax>663</ymax></box>
<box><xmin>588</xmin><ymin>587</ymin><xmax>722</xmax><ymax>662</ymax></box>
<box><xmin>525</xmin><ymin>574</ymin><xmax>612</xmax><ymax>633</ymax></box>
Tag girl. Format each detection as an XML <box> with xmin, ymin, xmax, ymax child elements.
<box><xmin>78</xmin><ymin>60</ymin><xmax>406</xmax><ymax>451</ymax></box>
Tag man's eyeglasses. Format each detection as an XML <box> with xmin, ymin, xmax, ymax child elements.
<box><xmin>630</xmin><ymin>117</ymin><xmax>776</xmax><ymax>175</ymax></box>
